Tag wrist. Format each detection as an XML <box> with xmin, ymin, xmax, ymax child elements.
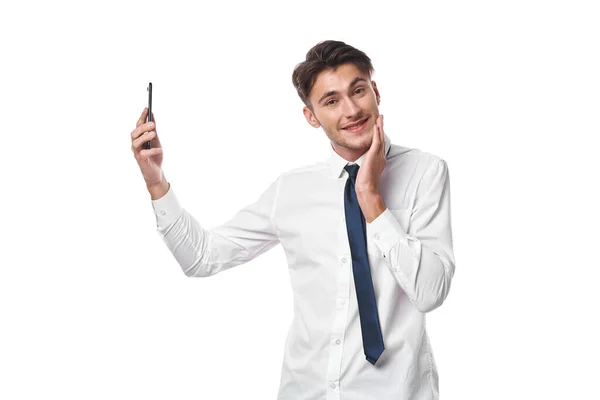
<box><xmin>148</xmin><ymin>180</ymin><xmax>170</xmax><ymax>200</ymax></box>
<box><xmin>357</xmin><ymin>192</ymin><xmax>386</xmax><ymax>223</ymax></box>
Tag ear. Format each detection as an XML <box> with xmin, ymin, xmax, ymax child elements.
<box><xmin>372</xmin><ymin>81</ymin><xmax>381</xmax><ymax>105</ymax></box>
<box><xmin>303</xmin><ymin>106</ymin><xmax>321</xmax><ymax>128</ymax></box>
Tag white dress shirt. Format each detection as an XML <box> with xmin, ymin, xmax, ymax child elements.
<box><xmin>151</xmin><ymin>132</ymin><xmax>456</xmax><ymax>400</ymax></box>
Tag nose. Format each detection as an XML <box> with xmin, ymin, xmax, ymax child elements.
<box><xmin>342</xmin><ymin>97</ymin><xmax>362</xmax><ymax>118</ymax></box>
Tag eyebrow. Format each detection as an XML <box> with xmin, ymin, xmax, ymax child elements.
<box><xmin>317</xmin><ymin>77</ymin><xmax>368</xmax><ymax>105</ymax></box>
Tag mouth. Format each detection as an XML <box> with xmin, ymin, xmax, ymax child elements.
<box><xmin>341</xmin><ymin>117</ymin><xmax>369</xmax><ymax>133</ymax></box>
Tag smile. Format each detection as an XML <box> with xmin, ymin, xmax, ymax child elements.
<box><xmin>342</xmin><ymin>117</ymin><xmax>368</xmax><ymax>133</ymax></box>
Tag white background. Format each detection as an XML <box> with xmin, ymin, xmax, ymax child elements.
<box><xmin>1</xmin><ymin>0</ymin><xmax>599</xmax><ymax>398</ymax></box>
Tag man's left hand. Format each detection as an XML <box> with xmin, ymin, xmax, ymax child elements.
<box><xmin>355</xmin><ymin>114</ymin><xmax>385</xmax><ymax>197</ymax></box>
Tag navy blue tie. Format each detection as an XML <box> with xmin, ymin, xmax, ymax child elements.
<box><xmin>343</xmin><ymin>163</ymin><xmax>385</xmax><ymax>365</ymax></box>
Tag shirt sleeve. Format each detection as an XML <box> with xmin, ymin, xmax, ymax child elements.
<box><xmin>151</xmin><ymin>175</ymin><xmax>281</xmax><ymax>277</ymax></box>
<box><xmin>367</xmin><ymin>159</ymin><xmax>456</xmax><ymax>313</ymax></box>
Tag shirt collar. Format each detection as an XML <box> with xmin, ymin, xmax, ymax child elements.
<box><xmin>326</xmin><ymin>132</ymin><xmax>391</xmax><ymax>179</ymax></box>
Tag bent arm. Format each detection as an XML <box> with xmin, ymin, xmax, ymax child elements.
<box><xmin>368</xmin><ymin>159</ymin><xmax>456</xmax><ymax>313</ymax></box>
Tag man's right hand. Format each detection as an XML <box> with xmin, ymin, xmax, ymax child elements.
<box><xmin>131</xmin><ymin>107</ymin><xmax>168</xmax><ymax>198</ymax></box>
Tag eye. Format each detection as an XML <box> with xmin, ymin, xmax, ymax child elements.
<box><xmin>325</xmin><ymin>99</ymin><xmax>337</xmax><ymax>106</ymax></box>
<box><xmin>354</xmin><ymin>87</ymin><xmax>365</xmax><ymax>95</ymax></box>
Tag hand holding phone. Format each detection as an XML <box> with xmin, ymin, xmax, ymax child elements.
<box><xmin>130</xmin><ymin>102</ymin><xmax>165</xmax><ymax>193</ymax></box>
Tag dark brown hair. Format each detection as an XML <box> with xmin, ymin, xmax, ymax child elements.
<box><xmin>291</xmin><ymin>40</ymin><xmax>374</xmax><ymax>111</ymax></box>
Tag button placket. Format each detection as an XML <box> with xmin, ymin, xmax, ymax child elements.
<box><xmin>323</xmin><ymin>205</ymin><xmax>350</xmax><ymax>399</ymax></box>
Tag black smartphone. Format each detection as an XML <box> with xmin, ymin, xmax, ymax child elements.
<box><xmin>143</xmin><ymin>82</ymin><xmax>153</xmax><ymax>150</ymax></box>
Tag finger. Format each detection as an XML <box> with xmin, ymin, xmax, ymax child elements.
<box><xmin>373</xmin><ymin>123</ymin><xmax>382</xmax><ymax>153</ymax></box>
<box><xmin>378</xmin><ymin>124</ymin><xmax>383</xmax><ymax>148</ymax></box>
<box><xmin>139</xmin><ymin>147</ymin><xmax>163</xmax><ymax>159</ymax></box>
<box><xmin>378</xmin><ymin>115</ymin><xmax>384</xmax><ymax>149</ymax></box>
<box><xmin>370</xmin><ymin>123</ymin><xmax>380</xmax><ymax>150</ymax></box>
<box><xmin>137</xmin><ymin>107</ymin><xmax>149</xmax><ymax>127</ymax></box>
<box><xmin>132</xmin><ymin>130</ymin><xmax>156</xmax><ymax>150</ymax></box>
<box><xmin>131</xmin><ymin>120</ymin><xmax>155</xmax><ymax>141</ymax></box>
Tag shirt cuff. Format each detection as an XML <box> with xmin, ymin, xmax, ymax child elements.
<box><xmin>367</xmin><ymin>208</ymin><xmax>408</xmax><ymax>254</ymax></box>
<box><xmin>151</xmin><ymin>183</ymin><xmax>183</xmax><ymax>232</ymax></box>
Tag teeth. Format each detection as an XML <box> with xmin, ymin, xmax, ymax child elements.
<box><xmin>346</xmin><ymin>119</ymin><xmax>365</xmax><ymax>130</ymax></box>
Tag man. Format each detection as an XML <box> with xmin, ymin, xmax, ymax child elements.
<box><xmin>130</xmin><ymin>40</ymin><xmax>456</xmax><ymax>400</ymax></box>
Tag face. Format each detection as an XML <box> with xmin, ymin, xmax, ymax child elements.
<box><xmin>303</xmin><ymin>63</ymin><xmax>381</xmax><ymax>162</ymax></box>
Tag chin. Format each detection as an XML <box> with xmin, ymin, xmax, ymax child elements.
<box><xmin>339</xmin><ymin>135</ymin><xmax>370</xmax><ymax>151</ymax></box>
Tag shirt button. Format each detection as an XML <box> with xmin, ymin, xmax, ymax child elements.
<box><xmin>160</xmin><ymin>210</ymin><xmax>166</xmax><ymax>215</ymax></box>
<box><xmin>330</xmin><ymin>382</ymin><xmax>337</xmax><ymax>389</ymax></box>
<box><xmin>374</xmin><ymin>233</ymin><xmax>380</xmax><ymax>240</ymax></box>
<box><xmin>341</xmin><ymin>257</ymin><xmax>347</xmax><ymax>263</ymax></box>
<box><xmin>335</xmin><ymin>339</ymin><xmax>341</xmax><ymax>345</ymax></box>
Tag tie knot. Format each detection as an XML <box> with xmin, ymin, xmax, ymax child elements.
<box><xmin>344</xmin><ymin>163</ymin><xmax>359</xmax><ymax>179</ymax></box>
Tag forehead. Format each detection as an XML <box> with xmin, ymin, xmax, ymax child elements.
<box><xmin>311</xmin><ymin>63</ymin><xmax>369</xmax><ymax>96</ymax></box>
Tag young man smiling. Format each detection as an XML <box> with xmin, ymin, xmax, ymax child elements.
<box><xmin>300</xmin><ymin>60</ymin><xmax>387</xmax><ymax>225</ymax></box>
<box><xmin>132</xmin><ymin>40</ymin><xmax>456</xmax><ymax>400</ymax></box>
